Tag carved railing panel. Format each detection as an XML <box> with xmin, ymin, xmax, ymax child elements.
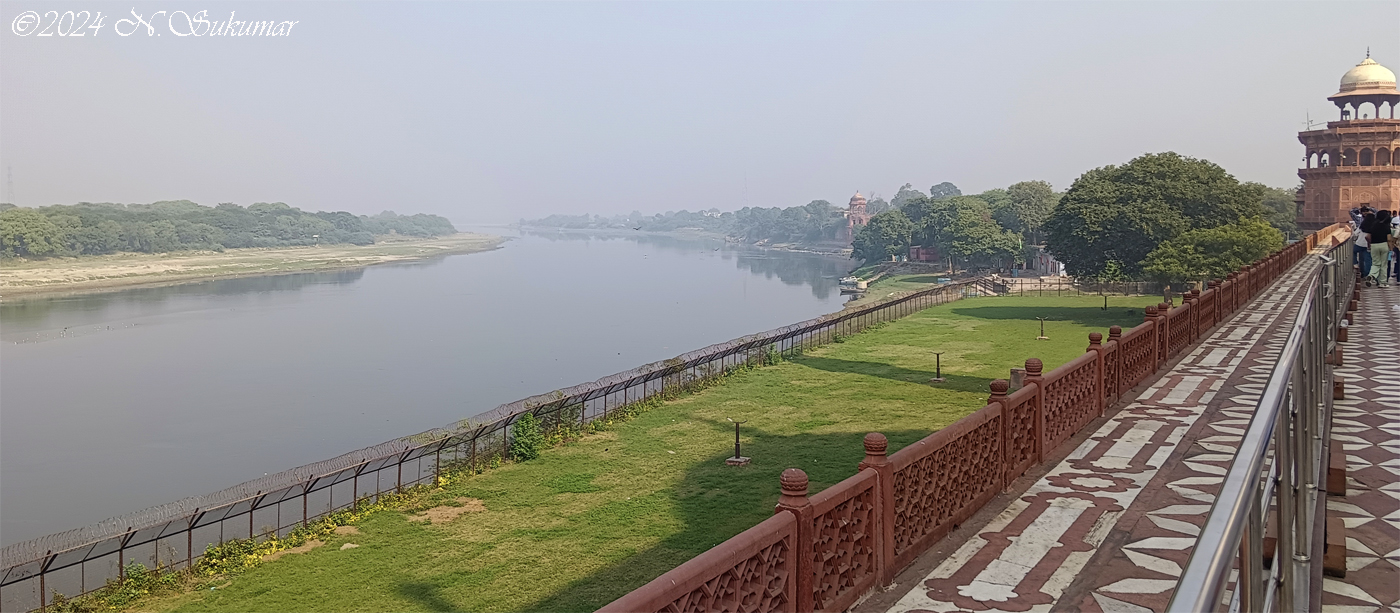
<box><xmin>888</xmin><ymin>406</ymin><xmax>1002</xmax><ymax>569</ymax></box>
<box><xmin>1041</xmin><ymin>354</ymin><xmax>1100</xmax><ymax>452</ymax></box>
<box><xmin>1167</xmin><ymin>305</ymin><xmax>1192</xmax><ymax>356</ymax></box>
<box><xmin>598</xmin><ymin>513</ymin><xmax>797</xmax><ymax>613</ymax></box>
<box><xmin>1119</xmin><ymin>323</ymin><xmax>1157</xmax><ymax>390</ymax></box>
<box><xmin>1002</xmin><ymin>386</ymin><xmax>1038</xmax><ymax>481</ymax></box>
<box><xmin>808</xmin><ymin>470</ymin><xmax>878</xmax><ymax>613</ymax></box>
<box><xmin>1102</xmin><ymin>342</ymin><xmax>1120</xmax><ymax>402</ymax></box>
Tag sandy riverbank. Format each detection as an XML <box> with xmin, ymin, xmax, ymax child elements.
<box><xmin>0</xmin><ymin>232</ymin><xmax>505</xmax><ymax>300</ymax></box>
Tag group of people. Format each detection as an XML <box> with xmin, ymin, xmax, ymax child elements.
<box><xmin>1350</xmin><ymin>206</ymin><xmax>1400</xmax><ymax>288</ymax></box>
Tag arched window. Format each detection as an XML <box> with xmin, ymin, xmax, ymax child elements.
<box><xmin>1361</xmin><ymin>148</ymin><xmax>1374</xmax><ymax>166</ymax></box>
<box><xmin>1379</xmin><ymin>148</ymin><xmax>1392</xmax><ymax>166</ymax></box>
<box><xmin>1343</xmin><ymin>148</ymin><xmax>1357</xmax><ymax>166</ymax></box>
<box><xmin>1309</xmin><ymin>151</ymin><xmax>1319</xmax><ymax>168</ymax></box>
<box><xmin>1320</xmin><ymin>151</ymin><xmax>1331</xmax><ymax>167</ymax></box>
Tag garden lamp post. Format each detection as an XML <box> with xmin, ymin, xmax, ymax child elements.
<box><xmin>930</xmin><ymin>352</ymin><xmax>945</xmax><ymax>383</ymax></box>
<box><xmin>725</xmin><ymin>418</ymin><xmax>750</xmax><ymax>466</ymax></box>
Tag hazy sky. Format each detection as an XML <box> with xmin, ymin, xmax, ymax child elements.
<box><xmin>1</xmin><ymin>1</ymin><xmax>1396</xmax><ymax>224</ymax></box>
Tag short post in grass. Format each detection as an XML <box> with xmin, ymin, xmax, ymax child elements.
<box><xmin>1036</xmin><ymin>317</ymin><xmax>1050</xmax><ymax>340</ymax></box>
<box><xmin>725</xmin><ymin>418</ymin><xmax>750</xmax><ymax>466</ymax></box>
<box><xmin>929</xmin><ymin>351</ymin><xmax>946</xmax><ymax>383</ymax></box>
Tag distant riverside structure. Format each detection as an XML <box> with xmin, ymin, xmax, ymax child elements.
<box><xmin>841</xmin><ymin>191</ymin><xmax>870</xmax><ymax>244</ymax></box>
<box><xmin>1297</xmin><ymin>53</ymin><xmax>1400</xmax><ymax>231</ymax></box>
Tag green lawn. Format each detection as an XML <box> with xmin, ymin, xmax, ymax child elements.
<box><xmin>153</xmin><ymin>295</ymin><xmax>1158</xmax><ymax>613</ymax></box>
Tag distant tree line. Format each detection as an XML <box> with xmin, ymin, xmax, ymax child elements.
<box><xmin>524</xmin><ymin>200</ymin><xmax>849</xmax><ymax>245</ymax></box>
<box><xmin>0</xmin><ymin>201</ymin><xmax>456</xmax><ymax>258</ymax></box>
<box><xmin>851</xmin><ymin>180</ymin><xmax>1055</xmax><ymax>271</ymax></box>
<box><xmin>521</xmin><ymin>156</ymin><xmax>1300</xmax><ymax>282</ymax></box>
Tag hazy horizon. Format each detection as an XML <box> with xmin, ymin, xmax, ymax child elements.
<box><xmin>2</xmin><ymin>1</ymin><xmax>1396</xmax><ymax>224</ymax></box>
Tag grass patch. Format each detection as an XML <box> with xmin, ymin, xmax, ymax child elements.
<box><xmin>127</xmin><ymin>295</ymin><xmax>1157</xmax><ymax>613</ymax></box>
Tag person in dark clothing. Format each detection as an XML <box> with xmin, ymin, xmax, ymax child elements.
<box><xmin>1362</xmin><ymin>210</ymin><xmax>1392</xmax><ymax>287</ymax></box>
<box><xmin>1353</xmin><ymin>210</ymin><xmax>1374</xmax><ymax>276</ymax></box>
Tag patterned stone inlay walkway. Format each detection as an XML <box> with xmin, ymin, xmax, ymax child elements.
<box><xmin>882</xmin><ymin>259</ymin><xmax>1318</xmax><ymax>613</ymax></box>
<box><xmin>1323</xmin><ymin>285</ymin><xmax>1400</xmax><ymax>612</ymax></box>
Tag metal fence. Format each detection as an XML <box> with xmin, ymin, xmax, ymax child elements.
<box><xmin>2</xmin><ymin>276</ymin><xmax>1007</xmax><ymax>612</ymax></box>
<box><xmin>1168</xmin><ymin>229</ymin><xmax>1352</xmax><ymax>612</ymax></box>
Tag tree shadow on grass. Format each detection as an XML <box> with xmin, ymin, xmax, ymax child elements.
<box><xmin>951</xmin><ymin>304</ymin><xmax>1148</xmax><ymax>329</ymax></box>
<box><xmin>520</xmin><ymin>428</ymin><xmax>931</xmax><ymax>612</ymax></box>
<box><xmin>795</xmin><ymin>356</ymin><xmax>995</xmax><ymax>395</ymax></box>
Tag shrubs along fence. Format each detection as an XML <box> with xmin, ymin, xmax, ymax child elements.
<box><xmin>2</xmin><ymin>273</ymin><xmax>999</xmax><ymax>612</ymax></box>
<box><xmin>598</xmin><ymin>226</ymin><xmax>1340</xmax><ymax>613</ymax></box>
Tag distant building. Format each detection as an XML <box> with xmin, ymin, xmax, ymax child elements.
<box><xmin>1030</xmin><ymin>247</ymin><xmax>1065</xmax><ymax>276</ymax></box>
<box><xmin>909</xmin><ymin>245</ymin><xmax>940</xmax><ymax>262</ymax></box>
<box><xmin>1297</xmin><ymin>53</ymin><xmax>1400</xmax><ymax>231</ymax></box>
<box><xmin>840</xmin><ymin>192</ymin><xmax>870</xmax><ymax>244</ymax></box>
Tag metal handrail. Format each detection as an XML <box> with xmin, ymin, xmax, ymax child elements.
<box><xmin>1168</xmin><ymin>245</ymin><xmax>1350</xmax><ymax>612</ymax></box>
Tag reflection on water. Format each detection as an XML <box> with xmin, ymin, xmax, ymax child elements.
<box><xmin>519</xmin><ymin>228</ymin><xmax>852</xmax><ymax>300</ymax></box>
<box><xmin>0</xmin><ymin>229</ymin><xmax>856</xmax><ymax>545</ymax></box>
<box><xmin>1</xmin><ymin>270</ymin><xmax>367</xmax><ymax>343</ymax></box>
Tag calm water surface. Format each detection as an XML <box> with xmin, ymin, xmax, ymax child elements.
<box><xmin>0</xmin><ymin>229</ymin><xmax>855</xmax><ymax>545</ymax></box>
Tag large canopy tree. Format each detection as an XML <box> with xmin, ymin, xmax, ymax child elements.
<box><xmin>1043</xmin><ymin>152</ymin><xmax>1264</xmax><ymax>278</ymax></box>
<box><xmin>1142</xmin><ymin>218</ymin><xmax>1283</xmax><ymax>287</ymax></box>
<box><xmin>851</xmin><ymin>210</ymin><xmax>913</xmax><ymax>262</ymax></box>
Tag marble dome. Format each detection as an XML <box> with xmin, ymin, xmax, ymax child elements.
<box><xmin>1339</xmin><ymin>57</ymin><xmax>1397</xmax><ymax>93</ymax></box>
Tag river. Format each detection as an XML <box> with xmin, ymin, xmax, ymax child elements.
<box><xmin>0</xmin><ymin>228</ymin><xmax>857</xmax><ymax>546</ymax></box>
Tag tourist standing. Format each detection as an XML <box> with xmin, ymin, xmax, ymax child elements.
<box><xmin>1353</xmin><ymin>212</ymin><xmax>1373</xmax><ymax>276</ymax></box>
<box><xmin>1363</xmin><ymin>210</ymin><xmax>1392</xmax><ymax>287</ymax></box>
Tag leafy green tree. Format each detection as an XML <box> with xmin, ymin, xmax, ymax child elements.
<box><xmin>929</xmin><ymin>182</ymin><xmax>961</xmax><ymax>200</ymax></box>
<box><xmin>1243</xmin><ymin>182</ymin><xmax>1299</xmax><ymax>239</ymax></box>
<box><xmin>942</xmin><ymin>199</ymin><xmax>1021</xmax><ymax>271</ymax></box>
<box><xmin>890</xmin><ymin>184</ymin><xmax>927</xmax><ymax>210</ymax></box>
<box><xmin>1044</xmin><ymin>152</ymin><xmax>1265</xmax><ymax>278</ymax></box>
<box><xmin>1142</xmin><ymin>218</ymin><xmax>1283</xmax><ymax>290</ymax></box>
<box><xmin>509</xmin><ymin>413</ymin><xmax>544</xmax><ymax>462</ymax></box>
<box><xmin>1005</xmin><ymin>180</ymin><xmax>1058</xmax><ymax>243</ymax></box>
<box><xmin>851</xmin><ymin>210</ymin><xmax>913</xmax><ymax>262</ymax></box>
<box><xmin>0</xmin><ymin>208</ymin><xmax>65</xmax><ymax>257</ymax></box>
<box><xmin>865</xmin><ymin>196</ymin><xmax>892</xmax><ymax>216</ymax></box>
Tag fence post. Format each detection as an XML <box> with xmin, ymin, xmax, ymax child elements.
<box><xmin>1156</xmin><ymin>302</ymin><xmax>1172</xmax><ymax>360</ymax></box>
<box><xmin>988</xmin><ymin>379</ymin><xmax>1011</xmax><ymax>489</ymax></box>
<box><xmin>1187</xmin><ymin>289</ymin><xmax>1201</xmax><ymax>339</ymax></box>
<box><xmin>858</xmin><ymin>433</ymin><xmax>896</xmax><ymax>587</ymax></box>
<box><xmin>1024</xmin><ymin>358</ymin><xmax>1045</xmax><ymax>464</ymax></box>
<box><xmin>1087</xmin><ymin>332</ymin><xmax>1107</xmax><ymax>417</ymax></box>
<box><xmin>774</xmin><ymin>468</ymin><xmax>814</xmax><ymax>613</ymax></box>
<box><xmin>1144</xmin><ymin>306</ymin><xmax>1160</xmax><ymax>371</ymax></box>
<box><xmin>1208</xmin><ymin>280</ymin><xmax>1221</xmax><ymax>326</ymax></box>
<box><xmin>1107</xmin><ymin>326</ymin><xmax>1123</xmax><ymax>400</ymax></box>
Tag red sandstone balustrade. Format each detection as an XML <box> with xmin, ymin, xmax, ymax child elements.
<box><xmin>994</xmin><ymin>380</ymin><xmax>1039</xmax><ymax>483</ymax></box>
<box><xmin>596</xmin><ymin>510</ymin><xmax>799</xmax><ymax>613</ymax></box>
<box><xmin>885</xmin><ymin>404</ymin><xmax>1003</xmax><ymax>571</ymax></box>
<box><xmin>1039</xmin><ymin>352</ymin><xmax>1102</xmax><ymax>453</ymax></box>
<box><xmin>600</xmin><ymin>227</ymin><xmax>1330</xmax><ymax>613</ymax></box>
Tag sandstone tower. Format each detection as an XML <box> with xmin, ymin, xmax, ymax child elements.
<box><xmin>1296</xmin><ymin>54</ymin><xmax>1400</xmax><ymax>231</ymax></box>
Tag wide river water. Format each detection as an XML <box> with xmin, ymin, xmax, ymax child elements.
<box><xmin>0</xmin><ymin>228</ymin><xmax>856</xmax><ymax>546</ymax></box>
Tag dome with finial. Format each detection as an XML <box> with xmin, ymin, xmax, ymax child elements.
<box><xmin>1337</xmin><ymin>55</ymin><xmax>1397</xmax><ymax>94</ymax></box>
<box><xmin>849</xmin><ymin>192</ymin><xmax>867</xmax><ymax>206</ymax></box>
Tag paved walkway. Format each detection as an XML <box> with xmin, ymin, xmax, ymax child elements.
<box><xmin>872</xmin><ymin>257</ymin><xmax>1326</xmax><ymax>612</ymax></box>
<box><xmin>1324</xmin><ymin>284</ymin><xmax>1400</xmax><ymax>611</ymax></box>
